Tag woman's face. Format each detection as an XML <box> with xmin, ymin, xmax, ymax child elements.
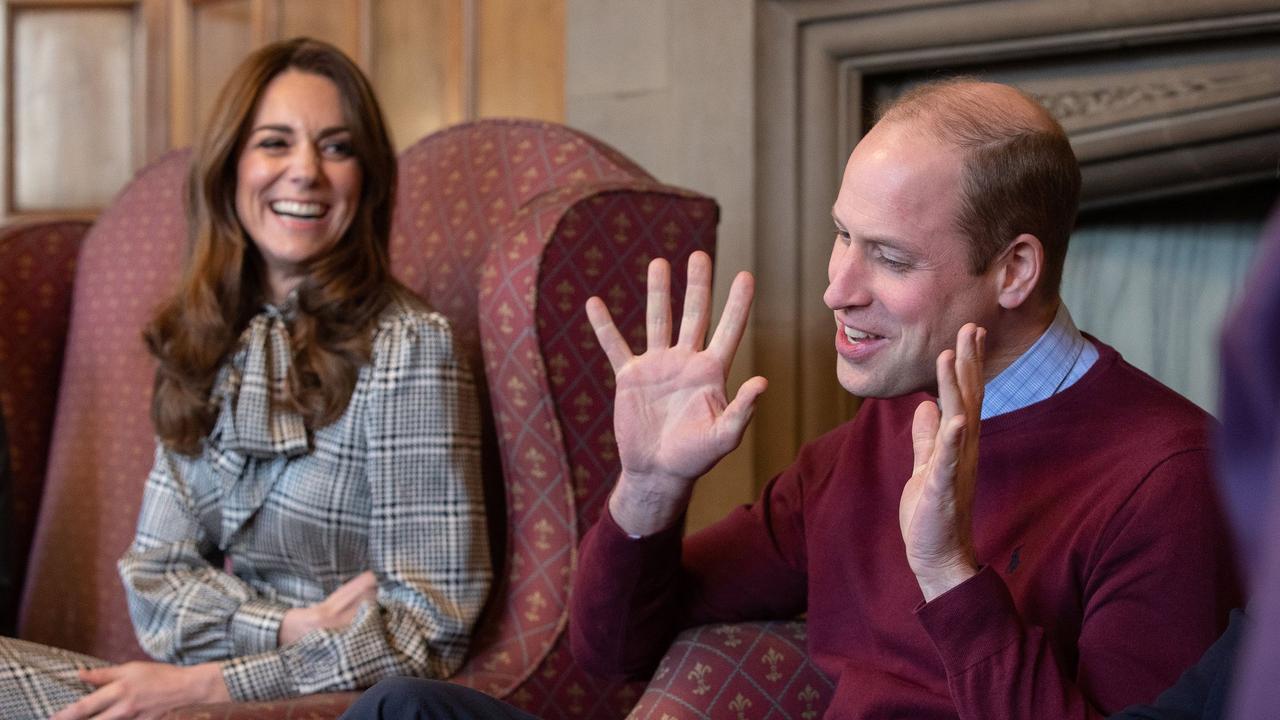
<box><xmin>235</xmin><ymin>69</ymin><xmax>362</xmax><ymax>304</ymax></box>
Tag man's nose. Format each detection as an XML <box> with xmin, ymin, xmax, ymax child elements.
<box><xmin>824</xmin><ymin>248</ymin><xmax>873</xmax><ymax>310</ymax></box>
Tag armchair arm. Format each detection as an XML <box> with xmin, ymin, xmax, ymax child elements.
<box><xmin>160</xmin><ymin>692</ymin><xmax>359</xmax><ymax>719</ymax></box>
<box><xmin>630</xmin><ymin>621</ymin><xmax>834</xmax><ymax>720</ymax></box>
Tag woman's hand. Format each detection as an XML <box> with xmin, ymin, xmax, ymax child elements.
<box><xmin>50</xmin><ymin>661</ymin><xmax>229</xmax><ymax>720</ymax></box>
<box><xmin>279</xmin><ymin>570</ymin><xmax>378</xmax><ymax>645</ymax></box>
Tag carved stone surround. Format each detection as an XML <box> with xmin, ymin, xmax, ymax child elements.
<box><xmin>753</xmin><ymin>0</ymin><xmax>1280</xmax><ymax>477</ymax></box>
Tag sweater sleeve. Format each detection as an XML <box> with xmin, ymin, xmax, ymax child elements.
<box><xmin>1107</xmin><ymin>608</ymin><xmax>1246</xmax><ymax>720</ymax></box>
<box><xmin>120</xmin><ymin>443</ymin><xmax>292</xmax><ymax>665</ymax></box>
<box><xmin>570</xmin><ymin>469</ymin><xmax>810</xmax><ymax>678</ymax></box>
<box><xmin>916</xmin><ymin>449</ymin><xmax>1239</xmax><ymax>720</ymax></box>
<box><xmin>218</xmin><ymin>312</ymin><xmax>491</xmax><ymax>700</ymax></box>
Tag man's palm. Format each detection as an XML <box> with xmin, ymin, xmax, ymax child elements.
<box><xmin>588</xmin><ymin>251</ymin><xmax>766</xmax><ymax>535</ymax></box>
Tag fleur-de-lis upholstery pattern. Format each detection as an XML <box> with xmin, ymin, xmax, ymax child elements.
<box><xmin>17</xmin><ymin>150</ymin><xmax>189</xmax><ymax>661</ymax></box>
<box><xmin>629</xmin><ymin>622</ymin><xmax>834</xmax><ymax>720</ymax></box>
<box><xmin>0</xmin><ymin>220</ymin><xmax>88</xmax><ymax>622</ymax></box>
<box><xmin>393</xmin><ymin>120</ymin><xmax>717</xmax><ymax>719</ymax></box>
<box><xmin>1</xmin><ymin>120</ymin><xmax>719</xmax><ymax>719</ymax></box>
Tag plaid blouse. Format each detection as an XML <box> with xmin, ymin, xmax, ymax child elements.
<box><xmin>117</xmin><ymin>298</ymin><xmax>490</xmax><ymax>701</ymax></box>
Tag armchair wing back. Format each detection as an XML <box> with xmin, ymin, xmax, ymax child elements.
<box><xmin>17</xmin><ymin>151</ymin><xmax>188</xmax><ymax>660</ymax></box>
<box><xmin>0</xmin><ymin>220</ymin><xmax>89</xmax><ymax>631</ymax></box>
<box><xmin>393</xmin><ymin>119</ymin><xmax>719</xmax><ymax>719</ymax></box>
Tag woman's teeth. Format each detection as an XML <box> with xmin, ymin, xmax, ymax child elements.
<box><xmin>270</xmin><ymin>200</ymin><xmax>327</xmax><ymax>218</ymax></box>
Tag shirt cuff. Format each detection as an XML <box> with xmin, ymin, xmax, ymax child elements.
<box><xmin>220</xmin><ymin>651</ymin><xmax>294</xmax><ymax>702</ymax></box>
<box><xmin>914</xmin><ymin>565</ymin><xmax>1022</xmax><ymax>675</ymax></box>
<box><xmin>601</xmin><ymin>503</ymin><xmax>684</xmax><ymax>551</ymax></box>
<box><xmin>229</xmin><ymin>598</ymin><xmax>289</xmax><ymax>656</ymax></box>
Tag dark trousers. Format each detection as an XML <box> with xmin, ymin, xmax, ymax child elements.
<box><xmin>340</xmin><ymin>677</ymin><xmax>541</xmax><ymax>720</ymax></box>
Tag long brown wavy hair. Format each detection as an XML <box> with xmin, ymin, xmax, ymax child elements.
<box><xmin>145</xmin><ymin>37</ymin><xmax>401</xmax><ymax>456</ymax></box>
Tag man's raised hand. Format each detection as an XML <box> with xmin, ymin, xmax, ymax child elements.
<box><xmin>587</xmin><ymin>251</ymin><xmax>767</xmax><ymax>536</ymax></box>
<box><xmin>899</xmin><ymin>323</ymin><xmax>985</xmax><ymax>602</ymax></box>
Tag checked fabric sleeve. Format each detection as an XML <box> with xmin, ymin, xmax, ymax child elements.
<box><xmin>118</xmin><ymin>304</ymin><xmax>490</xmax><ymax>701</ymax></box>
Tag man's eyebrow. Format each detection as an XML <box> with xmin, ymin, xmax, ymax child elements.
<box><xmin>831</xmin><ymin>213</ymin><xmax>911</xmax><ymax>251</ymax></box>
<box><xmin>864</xmin><ymin>234</ymin><xmax>913</xmax><ymax>253</ymax></box>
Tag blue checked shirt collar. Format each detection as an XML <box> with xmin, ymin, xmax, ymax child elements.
<box><xmin>980</xmin><ymin>303</ymin><xmax>1099</xmax><ymax>420</ymax></box>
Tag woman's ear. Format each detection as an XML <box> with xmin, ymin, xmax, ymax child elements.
<box><xmin>995</xmin><ymin>233</ymin><xmax>1044</xmax><ymax>310</ymax></box>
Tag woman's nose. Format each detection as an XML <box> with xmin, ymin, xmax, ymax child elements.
<box><xmin>289</xmin><ymin>146</ymin><xmax>321</xmax><ymax>186</ymax></box>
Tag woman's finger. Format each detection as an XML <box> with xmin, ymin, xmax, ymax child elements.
<box><xmin>78</xmin><ymin>665</ymin><xmax>121</xmax><ymax>687</ymax></box>
<box><xmin>50</xmin><ymin>683</ymin><xmax>117</xmax><ymax>720</ymax></box>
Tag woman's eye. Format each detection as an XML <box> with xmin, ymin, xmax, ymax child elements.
<box><xmin>257</xmin><ymin>137</ymin><xmax>289</xmax><ymax>151</ymax></box>
<box><xmin>322</xmin><ymin>140</ymin><xmax>355</xmax><ymax>158</ymax></box>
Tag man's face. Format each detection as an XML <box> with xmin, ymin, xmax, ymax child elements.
<box><xmin>823</xmin><ymin>121</ymin><xmax>1002</xmax><ymax>398</ymax></box>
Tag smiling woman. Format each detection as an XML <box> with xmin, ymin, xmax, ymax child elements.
<box><xmin>0</xmin><ymin>37</ymin><xmax>490</xmax><ymax>719</ymax></box>
<box><xmin>235</xmin><ymin>70</ymin><xmax>363</xmax><ymax>305</ymax></box>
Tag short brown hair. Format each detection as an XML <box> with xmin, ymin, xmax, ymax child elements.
<box><xmin>146</xmin><ymin>37</ymin><xmax>401</xmax><ymax>455</ymax></box>
<box><xmin>877</xmin><ymin>79</ymin><xmax>1081</xmax><ymax>299</ymax></box>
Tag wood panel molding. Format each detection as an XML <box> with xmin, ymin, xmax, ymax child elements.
<box><xmin>4</xmin><ymin>2</ymin><xmax>145</xmax><ymax>218</ymax></box>
<box><xmin>2</xmin><ymin>0</ymin><xmax>563</xmax><ymax>222</ymax></box>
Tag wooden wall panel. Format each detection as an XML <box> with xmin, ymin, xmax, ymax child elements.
<box><xmin>371</xmin><ymin>0</ymin><xmax>466</xmax><ymax>149</ymax></box>
<box><xmin>279</xmin><ymin>0</ymin><xmax>362</xmax><ymax>62</ymax></box>
<box><xmin>10</xmin><ymin>6</ymin><xmax>135</xmax><ymax>212</ymax></box>
<box><xmin>187</xmin><ymin>0</ymin><xmax>252</xmax><ymax>146</ymax></box>
<box><xmin>1</xmin><ymin>0</ymin><xmax>564</xmax><ymax>221</ymax></box>
<box><xmin>476</xmin><ymin>0</ymin><xmax>564</xmax><ymax>120</ymax></box>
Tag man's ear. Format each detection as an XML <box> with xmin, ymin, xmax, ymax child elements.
<box><xmin>994</xmin><ymin>233</ymin><xmax>1043</xmax><ymax>310</ymax></box>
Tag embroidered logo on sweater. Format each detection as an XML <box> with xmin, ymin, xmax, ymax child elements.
<box><xmin>1007</xmin><ymin>545</ymin><xmax>1024</xmax><ymax>573</ymax></box>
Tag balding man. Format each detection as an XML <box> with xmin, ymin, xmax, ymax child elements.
<box><xmin>340</xmin><ymin>80</ymin><xmax>1240</xmax><ymax>720</ymax></box>
<box><xmin>568</xmin><ymin>79</ymin><xmax>1240</xmax><ymax>719</ymax></box>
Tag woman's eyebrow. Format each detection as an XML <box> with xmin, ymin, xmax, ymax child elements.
<box><xmin>248</xmin><ymin>125</ymin><xmax>350</xmax><ymax>137</ymax></box>
<box><xmin>249</xmin><ymin>123</ymin><xmax>294</xmax><ymax>134</ymax></box>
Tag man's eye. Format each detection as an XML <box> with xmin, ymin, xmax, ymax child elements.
<box><xmin>834</xmin><ymin>230</ymin><xmax>851</xmax><ymax>246</ymax></box>
<box><xmin>873</xmin><ymin>248</ymin><xmax>910</xmax><ymax>271</ymax></box>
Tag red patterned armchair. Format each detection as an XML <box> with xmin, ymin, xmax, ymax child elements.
<box><xmin>0</xmin><ymin>119</ymin><xmax>718</xmax><ymax>718</ymax></box>
<box><xmin>629</xmin><ymin>622</ymin><xmax>834</xmax><ymax>719</ymax></box>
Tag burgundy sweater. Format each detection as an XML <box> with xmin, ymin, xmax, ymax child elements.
<box><xmin>571</xmin><ymin>342</ymin><xmax>1241</xmax><ymax>719</ymax></box>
